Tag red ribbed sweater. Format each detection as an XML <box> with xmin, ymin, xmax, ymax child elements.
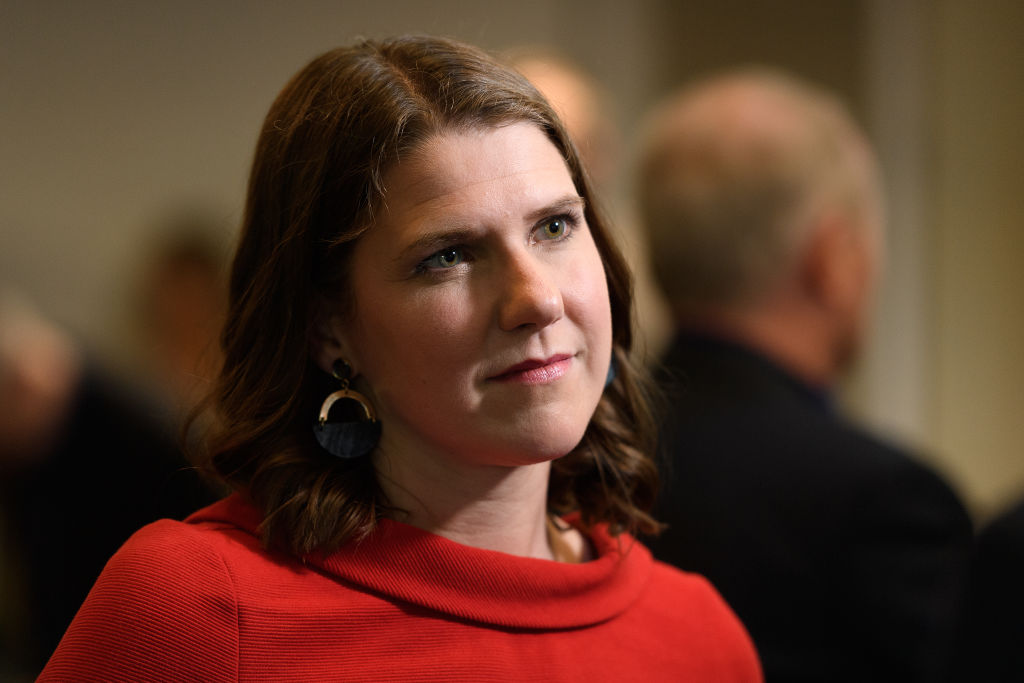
<box><xmin>40</xmin><ymin>495</ymin><xmax>762</xmax><ymax>682</ymax></box>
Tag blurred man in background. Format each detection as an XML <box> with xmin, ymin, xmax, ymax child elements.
<box><xmin>637</xmin><ymin>69</ymin><xmax>972</xmax><ymax>682</ymax></box>
<box><xmin>0</xmin><ymin>286</ymin><xmax>218</xmax><ymax>678</ymax></box>
<box><xmin>952</xmin><ymin>495</ymin><xmax>1024</xmax><ymax>680</ymax></box>
<box><xmin>132</xmin><ymin>225</ymin><xmax>228</xmax><ymax>423</ymax></box>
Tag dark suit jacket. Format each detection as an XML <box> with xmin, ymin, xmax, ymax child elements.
<box><xmin>646</xmin><ymin>332</ymin><xmax>973</xmax><ymax>683</ymax></box>
<box><xmin>952</xmin><ymin>497</ymin><xmax>1024</xmax><ymax>681</ymax></box>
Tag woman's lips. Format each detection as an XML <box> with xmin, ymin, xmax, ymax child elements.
<box><xmin>490</xmin><ymin>354</ymin><xmax>573</xmax><ymax>384</ymax></box>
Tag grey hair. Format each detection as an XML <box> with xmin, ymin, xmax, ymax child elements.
<box><xmin>637</xmin><ymin>67</ymin><xmax>881</xmax><ymax>309</ymax></box>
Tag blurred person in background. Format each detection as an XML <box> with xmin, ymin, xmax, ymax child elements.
<box><xmin>133</xmin><ymin>218</ymin><xmax>229</xmax><ymax>423</ymax></box>
<box><xmin>511</xmin><ymin>50</ymin><xmax>673</xmax><ymax>363</ymax></box>
<box><xmin>0</xmin><ymin>290</ymin><xmax>217</xmax><ymax>678</ymax></box>
<box><xmin>952</xmin><ymin>495</ymin><xmax>1024</xmax><ymax>681</ymax></box>
<box><xmin>636</xmin><ymin>68</ymin><xmax>973</xmax><ymax>682</ymax></box>
<box><xmin>509</xmin><ymin>51</ymin><xmax>619</xmax><ymax>197</ymax></box>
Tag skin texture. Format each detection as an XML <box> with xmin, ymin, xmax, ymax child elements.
<box><xmin>316</xmin><ymin>122</ymin><xmax>612</xmax><ymax>559</ymax></box>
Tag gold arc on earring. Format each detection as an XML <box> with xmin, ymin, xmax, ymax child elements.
<box><xmin>313</xmin><ymin>357</ymin><xmax>381</xmax><ymax>459</ymax></box>
<box><xmin>318</xmin><ymin>388</ymin><xmax>377</xmax><ymax>426</ymax></box>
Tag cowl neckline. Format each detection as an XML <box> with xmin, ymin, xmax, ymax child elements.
<box><xmin>189</xmin><ymin>494</ymin><xmax>653</xmax><ymax>630</ymax></box>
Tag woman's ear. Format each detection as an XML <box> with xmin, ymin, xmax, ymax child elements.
<box><xmin>309</xmin><ymin>311</ymin><xmax>348</xmax><ymax>376</ymax></box>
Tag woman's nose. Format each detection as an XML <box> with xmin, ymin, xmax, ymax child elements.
<box><xmin>497</xmin><ymin>254</ymin><xmax>564</xmax><ymax>332</ymax></box>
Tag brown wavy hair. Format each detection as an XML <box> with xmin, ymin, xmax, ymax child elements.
<box><xmin>196</xmin><ymin>35</ymin><xmax>660</xmax><ymax>556</ymax></box>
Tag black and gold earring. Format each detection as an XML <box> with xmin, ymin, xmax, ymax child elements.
<box><xmin>313</xmin><ymin>358</ymin><xmax>381</xmax><ymax>459</ymax></box>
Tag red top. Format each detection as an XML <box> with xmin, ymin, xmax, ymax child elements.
<box><xmin>41</xmin><ymin>495</ymin><xmax>762</xmax><ymax>681</ymax></box>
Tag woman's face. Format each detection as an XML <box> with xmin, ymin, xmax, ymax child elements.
<box><xmin>334</xmin><ymin>122</ymin><xmax>612</xmax><ymax>470</ymax></box>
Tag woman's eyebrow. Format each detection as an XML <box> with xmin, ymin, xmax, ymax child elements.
<box><xmin>395</xmin><ymin>227</ymin><xmax>479</xmax><ymax>263</ymax></box>
<box><xmin>524</xmin><ymin>195</ymin><xmax>586</xmax><ymax>224</ymax></box>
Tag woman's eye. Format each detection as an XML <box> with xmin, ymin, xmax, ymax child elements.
<box><xmin>536</xmin><ymin>217</ymin><xmax>569</xmax><ymax>241</ymax></box>
<box><xmin>423</xmin><ymin>247</ymin><xmax>464</xmax><ymax>269</ymax></box>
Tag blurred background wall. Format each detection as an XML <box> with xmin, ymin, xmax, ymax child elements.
<box><xmin>2</xmin><ymin>0</ymin><xmax>1022</xmax><ymax>519</ymax></box>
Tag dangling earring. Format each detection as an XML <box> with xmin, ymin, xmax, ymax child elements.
<box><xmin>314</xmin><ymin>358</ymin><xmax>381</xmax><ymax>459</ymax></box>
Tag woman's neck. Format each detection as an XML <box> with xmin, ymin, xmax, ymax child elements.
<box><xmin>373</xmin><ymin>448</ymin><xmax>560</xmax><ymax>560</ymax></box>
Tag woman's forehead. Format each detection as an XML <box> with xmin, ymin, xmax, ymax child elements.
<box><xmin>381</xmin><ymin>123</ymin><xmax>574</xmax><ymax>216</ymax></box>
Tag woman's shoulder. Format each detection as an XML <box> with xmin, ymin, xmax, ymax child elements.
<box><xmin>38</xmin><ymin>498</ymin><xmax>261</xmax><ymax>682</ymax></box>
<box><xmin>104</xmin><ymin>494</ymin><xmax>264</xmax><ymax>579</ymax></box>
<box><xmin>644</xmin><ymin>559</ymin><xmax>734</xmax><ymax>611</ymax></box>
<box><xmin>638</xmin><ymin>558</ymin><xmax>763</xmax><ymax>676</ymax></box>
<box><xmin>576</xmin><ymin>531</ymin><xmax>762</xmax><ymax>680</ymax></box>
<box><xmin>589</xmin><ymin>526</ymin><xmax>754</xmax><ymax>629</ymax></box>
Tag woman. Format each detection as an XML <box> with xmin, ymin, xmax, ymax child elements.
<box><xmin>40</xmin><ymin>36</ymin><xmax>761</xmax><ymax>681</ymax></box>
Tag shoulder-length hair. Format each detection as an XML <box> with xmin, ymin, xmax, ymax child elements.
<box><xmin>198</xmin><ymin>35</ymin><xmax>659</xmax><ymax>556</ymax></box>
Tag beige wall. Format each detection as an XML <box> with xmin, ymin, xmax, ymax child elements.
<box><xmin>845</xmin><ymin>0</ymin><xmax>1024</xmax><ymax>519</ymax></box>
<box><xmin>930</xmin><ymin>0</ymin><xmax>1024</xmax><ymax>517</ymax></box>
<box><xmin>854</xmin><ymin>0</ymin><xmax>1024</xmax><ymax>518</ymax></box>
<box><xmin>857</xmin><ymin>0</ymin><xmax>936</xmax><ymax>459</ymax></box>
